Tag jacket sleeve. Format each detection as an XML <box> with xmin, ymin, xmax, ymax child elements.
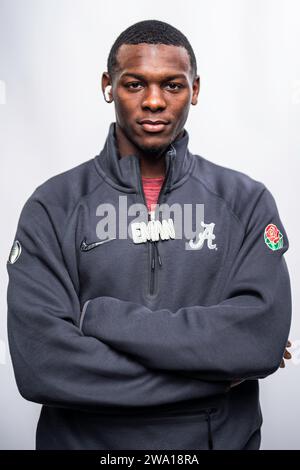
<box><xmin>81</xmin><ymin>187</ymin><xmax>292</xmax><ymax>382</ymax></box>
<box><xmin>6</xmin><ymin>191</ymin><xmax>230</xmax><ymax>413</ymax></box>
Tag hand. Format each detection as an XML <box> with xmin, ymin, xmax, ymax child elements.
<box><xmin>279</xmin><ymin>339</ymin><xmax>292</xmax><ymax>368</ymax></box>
<box><xmin>229</xmin><ymin>339</ymin><xmax>293</xmax><ymax>389</ymax></box>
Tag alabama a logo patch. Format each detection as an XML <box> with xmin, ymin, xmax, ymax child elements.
<box><xmin>8</xmin><ymin>240</ymin><xmax>22</xmax><ymax>264</ymax></box>
<box><xmin>188</xmin><ymin>222</ymin><xmax>217</xmax><ymax>250</ymax></box>
<box><xmin>264</xmin><ymin>223</ymin><xmax>283</xmax><ymax>251</ymax></box>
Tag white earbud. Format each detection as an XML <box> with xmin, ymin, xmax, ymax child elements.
<box><xmin>104</xmin><ymin>85</ymin><xmax>112</xmax><ymax>102</ymax></box>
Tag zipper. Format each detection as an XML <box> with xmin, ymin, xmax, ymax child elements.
<box><xmin>134</xmin><ymin>158</ymin><xmax>153</xmax><ymax>295</ymax></box>
<box><xmin>134</xmin><ymin>156</ymin><xmax>151</xmax><ymax>218</ymax></box>
<box><xmin>149</xmin><ymin>143</ymin><xmax>175</xmax><ymax>295</ymax></box>
<box><xmin>134</xmin><ymin>144</ymin><xmax>176</xmax><ymax>296</ymax></box>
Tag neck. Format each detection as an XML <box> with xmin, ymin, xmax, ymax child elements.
<box><xmin>115</xmin><ymin>122</ymin><xmax>183</xmax><ymax>178</ymax></box>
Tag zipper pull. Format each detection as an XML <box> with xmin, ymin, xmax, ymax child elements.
<box><xmin>151</xmin><ymin>243</ymin><xmax>156</xmax><ymax>271</ymax></box>
<box><xmin>155</xmin><ymin>242</ymin><xmax>163</xmax><ymax>267</ymax></box>
<box><xmin>149</xmin><ymin>241</ymin><xmax>156</xmax><ymax>296</ymax></box>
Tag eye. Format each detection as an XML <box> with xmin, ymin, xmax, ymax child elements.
<box><xmin>125</xmin><ymin>81</ymin><xmax>144</xmax><ymax>90</ymax></box>
<box><xmin>165</xmin><ymin>82</ymin><xmax>184</xmax><ymax>91</ymax></box>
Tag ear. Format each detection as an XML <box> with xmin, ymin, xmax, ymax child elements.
<box><xmin>191</xmin><ymin>75</ymin><xmax>200</xmax><ymax>106</ymax></box>
<box><xmin>102</xmin><ymin>72</ymin><xmax>113</xmax><ymax>103</ymax></box>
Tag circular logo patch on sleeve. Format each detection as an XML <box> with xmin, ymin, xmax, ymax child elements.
<box><xmin>264</xmin><ymin>223</ymin><xmax>283</xmax><ymax>251</ymax></box>
<box><xmin>8</xmin><ymin>240</ymin><xmax>22</xmax><ymax>264</ymax></box>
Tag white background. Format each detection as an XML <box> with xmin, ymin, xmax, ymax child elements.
<box><xmin>0</xmin><ymin>0</ymin><xmax>299</xmax><ymax>449</ymax></box>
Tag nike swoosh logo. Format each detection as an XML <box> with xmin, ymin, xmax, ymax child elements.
<box><xmin>80</xmin><ymin>237</ymin><xmax>116</xmax><ymax>252</ymax></box>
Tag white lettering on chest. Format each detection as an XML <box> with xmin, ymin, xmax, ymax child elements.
<box><xmin>131</xmin><ymin>218</ymin><xmax>176</xmax><ymax>244</ymax></box>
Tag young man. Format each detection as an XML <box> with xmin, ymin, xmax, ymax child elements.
<box><xmin>7</xmin><ymin>19</ymin><xmax>292</xmax><ymax>450</ymax></box>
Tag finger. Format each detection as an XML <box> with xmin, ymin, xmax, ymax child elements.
<box><xmin>284</xmin><ymin>349</ymin><xmax>292</xmax><ymax>359</ymax></box>
<box><xmin>286</xmin><ymin>340</ymin><xmax>292</xmax><ymax>348</ymax></box>
<box><xmin>280</xmin><ymin>359</ymin><xmax>285</xmax><ymax>368</ymax></box>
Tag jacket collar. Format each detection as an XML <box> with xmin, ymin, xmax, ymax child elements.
<box><xmin>94</xmin><ymin>121</ymin><xmax>194</xmax><ymax>193</ymax></box>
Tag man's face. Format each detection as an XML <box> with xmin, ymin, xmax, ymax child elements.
<box><xmin>102</xmin><ymin>43</ymin><xmax>200</xmax><ymax>155</ymax></box>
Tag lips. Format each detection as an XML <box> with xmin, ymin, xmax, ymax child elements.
<box><xmin>139</xmin><ymin>120</ymin><xmax>170</xmax><ymax>133</ymax></box>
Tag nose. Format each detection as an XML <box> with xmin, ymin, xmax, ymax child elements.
<box><xmin>141</xmin><ymin>85</ymin><xmax>166</xmax><ymax>111</ymax></box>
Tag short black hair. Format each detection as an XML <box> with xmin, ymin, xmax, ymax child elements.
<box><xmin>107</xmin><ymin>19</ymin><xmax>197</xmax><ymax>80</ymax></box>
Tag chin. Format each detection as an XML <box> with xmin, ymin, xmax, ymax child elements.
<box><xmin>138</xmin><ymin>140</ymin><xmax>169</xmax><ymax>157</ymax></box>
<box><xmin>138</xmin><ymin>133</ymin><xmax>172</xmax><ymax>151</ymax></box>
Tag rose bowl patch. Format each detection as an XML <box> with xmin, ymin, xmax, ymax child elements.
<box><xmin>264</xmin><ymin>223</ymin><xmax>283</xmax><ymax>251</ymax></box>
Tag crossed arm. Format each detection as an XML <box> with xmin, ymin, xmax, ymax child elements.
<box><xmin>7</xmin><ymin>187</ymin><xmax>292</xmax><ymax>412</ymax></box>
<box><xmin>81</xmin><ymin>188</ymin><xmax>292</xmax><ymax>384</ymax></box>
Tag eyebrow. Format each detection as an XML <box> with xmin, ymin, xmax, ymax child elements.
<box><xmin>121</xmin><ymin>73</ymin><xmax>188</xmax><ymax>81</ymax></box>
